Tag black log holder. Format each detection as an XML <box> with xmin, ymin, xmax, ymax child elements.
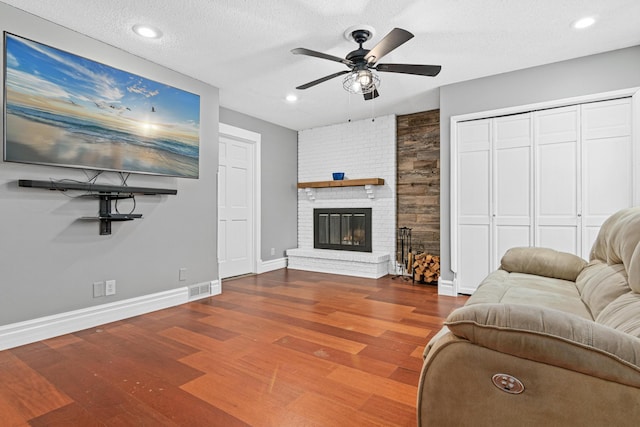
<box><xmin>393</xmin><ymin>227</ymin><xmax>412</xmax><ymax>281</ymax></box>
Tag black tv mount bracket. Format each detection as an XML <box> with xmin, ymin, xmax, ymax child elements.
<box><xmin>18</xmin><ymin>179</ymin><xmax>177</xmax><ymax>235</ymax></box>
<box><xmin>92</xmin><ymin>192</ymin><xmax>142</xmax><ymax>235</ymax></box>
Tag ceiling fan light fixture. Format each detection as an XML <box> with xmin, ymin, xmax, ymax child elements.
<box><xmin>343</xmin><ymin>69</ymin><xmax>380</xmax><ymax>95</ymax></box>
<box><xmin>357</xmin><ymin>70</ymin><xmax>372</xmax><ymax>87</ymax></box>
<box><xmin>293</xmin><ymin>27</ymin><xmax>439</xmax><ymax>99</ymax></box>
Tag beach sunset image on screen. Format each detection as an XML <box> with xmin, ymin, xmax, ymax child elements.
<box><xmin>3</xmin><ymin>32</ymin><xmax>201</xmax><ymax>178</ymax></box>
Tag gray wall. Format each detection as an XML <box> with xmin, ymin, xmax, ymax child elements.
<box><xmin>440</xmin><ymin>45</ymin><xmax>640</xmax><ymax>282</ymax></box>
<box><xmin>219</xmin><ymin>107</ymin><xmax>298</xmax><ymax>261</ymax></box>
<box><xmin>0</xmin><ymin>3</ymin><xmax>219</xmax><ymax>324</ymax></box>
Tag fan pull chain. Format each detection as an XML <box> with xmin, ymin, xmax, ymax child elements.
<box><xmin>370</xmin><ymin>90</ymin><xmax>376</xmax><ymax>122</ymax></box>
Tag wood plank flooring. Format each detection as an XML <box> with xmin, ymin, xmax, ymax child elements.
<box><xmin>0</xmin><ymin>269</ymin><xmax>467</xmax><ymax>426</ymax></box>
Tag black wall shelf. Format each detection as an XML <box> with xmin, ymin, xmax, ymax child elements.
<box><xmin>18</xmin><ymin>179</ymin><xmax>177</xmax><ymax>235</ymax></box>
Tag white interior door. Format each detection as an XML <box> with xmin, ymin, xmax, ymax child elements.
<box><xmin>218</xmin><ymin>125</ymin><xmax>257</xmax><ymax>279</ymax></box>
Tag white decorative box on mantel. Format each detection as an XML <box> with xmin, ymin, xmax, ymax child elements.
<box><xmin>287</xmin><ymin>248</ymin><xmax>390</xmax><ymax>279</ymax></box>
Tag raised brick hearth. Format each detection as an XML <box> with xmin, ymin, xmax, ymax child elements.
<box><xmin>286</xmin><ymin>248</ymin><xmax>390</xmax><ymax>279</ymax></box>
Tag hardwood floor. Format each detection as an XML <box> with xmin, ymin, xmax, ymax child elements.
<box><xmin>0</xmin><ymin>269</ymin><xmax>467</xmax><ymax>426</ymax></box>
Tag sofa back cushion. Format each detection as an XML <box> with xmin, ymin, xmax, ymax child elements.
<box><xmin>596</xmin><ymin>292</ymin><xmax>640</xmax><ymax>338</ymax></box>
<box><xmin>590</xmin><ymin>207</ymin><xmax>640</xmax><ymax>293</ymax></box>
<box><xmin>577</xmin><ymin>261</ymin><xmax>631</xmax><ymax>318</ymax></box>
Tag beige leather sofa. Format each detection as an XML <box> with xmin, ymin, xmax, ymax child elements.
<box><xmin>418</xmin><ymin>207</ymin><xmax>640</xmax><ymax>426</ymax></box>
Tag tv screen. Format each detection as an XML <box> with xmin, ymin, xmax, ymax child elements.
<box><xmin>3</xmin><ymin>32</ymin><xmax>200</xmax><ymax>178</ymax></box>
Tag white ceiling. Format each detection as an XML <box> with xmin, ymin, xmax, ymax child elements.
<box><xmin>2</xmin><ymin>0</ymin><xmax>639</xmax><ymax>131</ymax></box>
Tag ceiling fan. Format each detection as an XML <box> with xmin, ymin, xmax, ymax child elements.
<box><xmin>291</xmin><ymin>27</ymin><xmax>441</xmax><ymax>100</ymax></box>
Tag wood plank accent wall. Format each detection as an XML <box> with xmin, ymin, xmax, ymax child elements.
<box><xmin>396</xmin><ymin>109</ymin><xmax>440</xmax><ymax>257</ymax></box>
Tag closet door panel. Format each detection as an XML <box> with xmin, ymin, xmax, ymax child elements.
<box><xmin>581</xmin><ymin>98</ymin><xmax>633</xmax><ymax>258</ymax></box>
<box><xmin>538</xmin><ymin>227</ymin><xmax>578</xmax><ymax>254</ymax></box>
<box><xmin>458</xmin><ymin>120</ymin><xmax>492</xmax><ymax>152</ymax></box>
<box><xmin>582</xmin><ymin>99</ymin><xmax>632</xmax><ymax>140</ymax></box>
<box><xmin>535</xmin><ymin>106</ymin><xmax>580</xmax><ymax>253</ymax></box>
<box><xmin>493</xmin><ymin>115</ymin><xmax>532</xmax><ymax>268</ymax></box>
<box><xmin>495</xmin><ymin>148</ymin><xmax>530</xmax><ymax>216</ymax></box>
<box><xmin>458</xmin><ymin>224</ymin><xmax>490</xmax><ymax>294</ymax></box>
<box><xmin>456</xmin><ymin>120</ymin><xmax>491</xmax><ymax>293</ymax></box>
<box><xmin>581</xmin><ymin>136</ymin><xmax>630</xmax><ymax>257</ymax></box>
<box><xmin>583</xmin><ymin>136</ymin><xmax>631</xmax><ymax>215</ymax></box>
<box><xmin>537</xmin><ymin>141</ymin><xmax>578</xmax><ymax>217</ymax></box>
<box><xmin>535</xmin><ymin>108</ymin><xmax>578</xmax><ymax>144</ymax></box>
<box><xmin>459</xmin><ymin>151</ymin><xmax>490</xmax><ymax>218</ymax></box>
<box><xmin>496</xmin><ymin>225</ymin><xmax>530</xmax><ymax>264</ymax></box>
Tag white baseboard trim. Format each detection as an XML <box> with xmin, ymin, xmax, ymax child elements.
<box><xmin>211</xmin><ymin>280</ymin><xmax>222</xmax><ymax>296</ymax></box>
<box><xmin>438</xmin><ymin>278</ymin><xmax>457</xmax><ymax>296</ymax></box>
<box><xmin>0</xmin><ymin>282</ymin><xmax>217</xmax><ymax>351</ymax></box>
<box><xmin>257</xmin><ymin>257</ymin><xmax>287</xmax><ymax>274</ymax></box>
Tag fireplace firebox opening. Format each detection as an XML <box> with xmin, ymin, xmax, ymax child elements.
<box><xmin>314</xmin><ymin>208</ymin><xmax>372</xmax><ymax>252</ymax></box>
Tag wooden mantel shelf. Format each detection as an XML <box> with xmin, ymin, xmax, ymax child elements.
<box><xmin>297</xmin><ymin>178</ymin><xmax>384</xmax><ymax>189</ymax></box>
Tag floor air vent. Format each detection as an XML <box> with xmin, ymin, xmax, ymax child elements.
<box><xmin>188</xmin><ymin>282</ymin><xmax>211</xmax><ymax>299</ymax></box>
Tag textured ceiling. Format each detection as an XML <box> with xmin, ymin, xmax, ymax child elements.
<box><xmin>2</xmin><ymin>0</ymin><xmax>639</xmax><ymax>130</ymax></box>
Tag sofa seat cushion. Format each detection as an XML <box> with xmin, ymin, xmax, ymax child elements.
<box><xmin>467</xmin><ymin>270</ymin><xmax>592</xmax><ymax>319</ymax></box>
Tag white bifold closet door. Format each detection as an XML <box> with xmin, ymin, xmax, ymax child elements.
<box><xmin>534</xmin><ymin>105</ymin><xmax>580</xmax><ymax>255</ymax></box>
<box><xmin>456</xmin><ymin>114</ymin><xmax>533</xmax><ymax>295</ymax></box>
<box><xmin>456</xmin><ymin>119</ymin><xmax>493</xmax><ymax>294</ymax></box>
<box><xmin>493</xmin><ymin>114</ymin><xmax>533</xmax><ymax>272</ymax></box>
<box><xmin>455</xmin><ymin>97</ymin><xmax>633</xmax><ymax>294</ymax></box>
<box><xmin>580</xmin><ymin>98</ymin><xmax>634</xmax><ymax>258</ymax></box>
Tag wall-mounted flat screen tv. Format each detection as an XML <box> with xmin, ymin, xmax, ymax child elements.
<box><xmin>3</xmin><ymin>32</ymin><xmax>200</xmax><ymax>178</ymax></box>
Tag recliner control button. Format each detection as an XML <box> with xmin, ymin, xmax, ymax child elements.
<box><xmin>492</xmin><ymin>373</ymin><xmax>524</xmax><ymax>394</ymax></box>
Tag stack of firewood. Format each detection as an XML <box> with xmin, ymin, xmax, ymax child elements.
<box><xmin>412</xmin><ymin>253</ymin><xmax>440</xmax><ymax>283</ymax></box>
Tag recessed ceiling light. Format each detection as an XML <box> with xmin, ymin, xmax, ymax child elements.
<box><xmin>132</xmin><ymin>24</ymin><xmax>163</xmax><ymax>39</ymax></box>
<box><xmin>573</xmin><ymin>16</ymin><xmax>596</xmax><ymax>30</ymax></box>
<box><xmin>286</xmin><ymin>94</ymin><xmax>298</xmax><ymax>102</ymax></box>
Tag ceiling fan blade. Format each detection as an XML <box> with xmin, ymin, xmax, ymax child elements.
<box><xmin>375</xmin><ymin>63</ymin><xmax>442</xmax><ymax>77</ymax></box>
<box><xmin>291</xmin><ymin>48</ymin><xmax>353</xmax><ymax>66</ymax></box>
<box><xmin>296</xmin><ymin>70</ymin><xmax>351</xmax><ymax>90</ymax></box>
<box><xmin>364</xmin><ymin>28</ymin><xmax>414</xmax><ymax>65</ymax></box>
<box><xmin>363</xmin><ymin>88</ymin><xmax>380</xmax><ymax>101</ymax></box>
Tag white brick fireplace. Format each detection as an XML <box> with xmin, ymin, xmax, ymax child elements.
<box><xmin>287</xmin><ymin>115</ymin><xmax>396</xmax><ymax>278</ymax></box>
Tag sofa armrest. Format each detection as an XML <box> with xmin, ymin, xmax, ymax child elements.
<box><xmin>445</xmin><ymin>303</ymin><xmax>640</xmax><ymax>387</ymax></box>
<box><xmin>501</xmin><ymin>247</ymin><xmax>587</xmax><ymax>281</ymax></box>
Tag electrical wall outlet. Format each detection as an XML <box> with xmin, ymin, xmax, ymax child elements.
<box><xmin>179</xmin><ymin>268</ymin><xmax>187</xmax><ymax>281</ymax></box>
<box><xmin>270</xmin><ymin>247</ymin><xmax>275</xmax><ymax>256</ymax></box>
<box><xmin>105</xmin><ymin>279</ymin><xmax>116</xmax><ymax>296</ymax></box>
<box><xmin>93</xmin><ymin>281</ymin><xmax>105</xmax><ymax>298</ymax></box>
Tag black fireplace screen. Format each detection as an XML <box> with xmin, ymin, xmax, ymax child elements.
<box><xmin>314</xmin><ymin>208</ymin><xmax>372</xmax><ymax>252</ymax></box>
